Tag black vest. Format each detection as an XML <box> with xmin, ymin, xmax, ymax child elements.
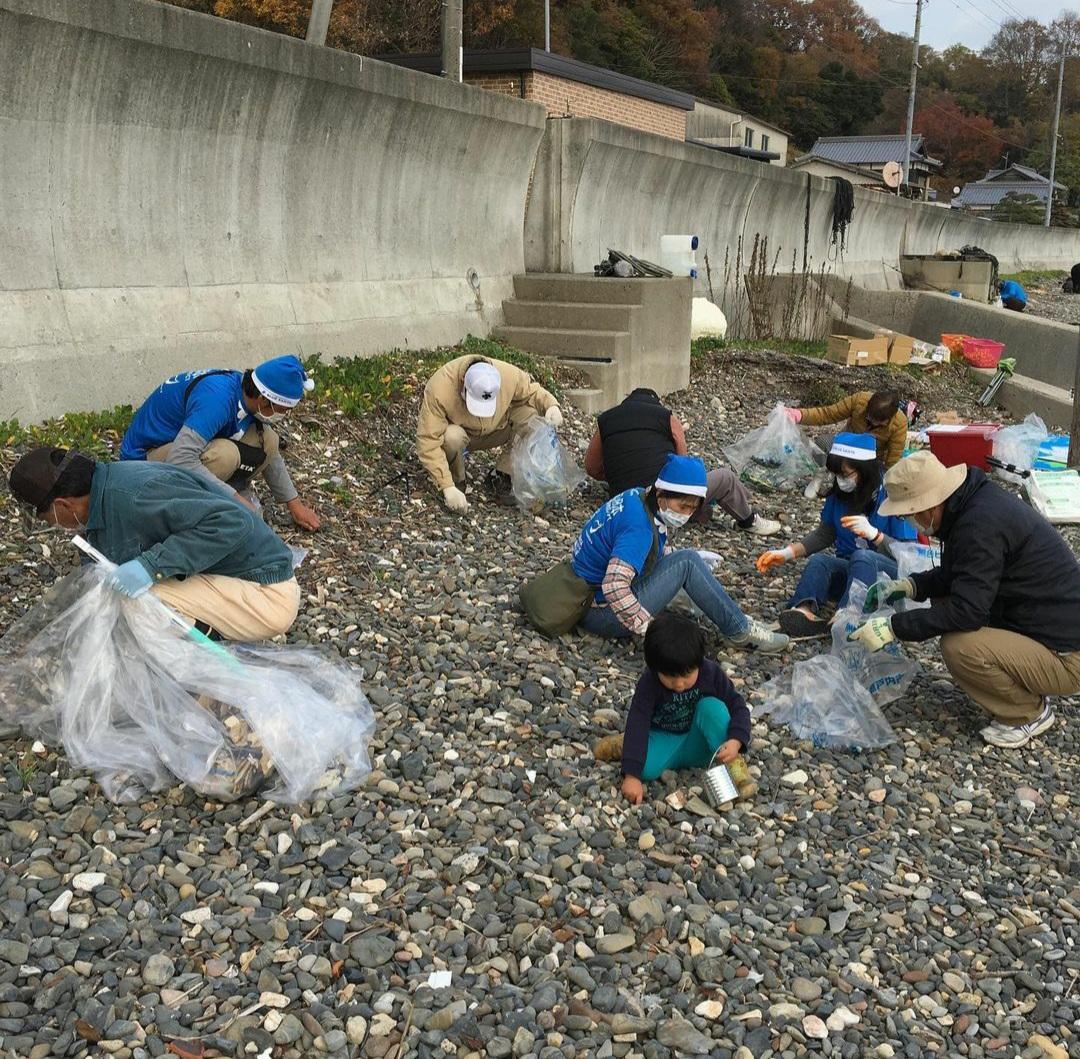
<box><xmin>597</xmin><ymin>390</ymin><xmax>676</xmax><ymax>496</ymax></box>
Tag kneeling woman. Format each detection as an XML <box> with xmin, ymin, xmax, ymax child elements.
<box><xmin>572</xmin><ymin>455</ymin><xmax>788</xmax><ymax>652</ymax></box>
<box><xmin>757</xmin><ymin>433</ymin><xmax>917</xmax><ymax>638</ymax></box>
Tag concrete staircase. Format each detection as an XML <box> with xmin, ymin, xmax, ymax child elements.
<box><xmin>494</xmin><ymin>274</ymin><xmax>692</xmax><ymax>414</ymax></box>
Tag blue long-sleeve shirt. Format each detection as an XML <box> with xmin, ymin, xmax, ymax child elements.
<box><xmin>622</xmin><ymin>658</ymin><xmax>750</xmax><ymax>779</ymax></box>
<box><xmin>85</xmin><ymin>462</ymin><xmax>294</xmax><ymax>586</ymax></box>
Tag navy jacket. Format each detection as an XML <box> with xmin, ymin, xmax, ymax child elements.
<box><xmin>892</xmin><ymin>468</ymin><xmax>1080</xmax><ymax>652</ymax></box>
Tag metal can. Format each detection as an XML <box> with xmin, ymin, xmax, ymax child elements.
<box><xmin>704</xmin><ymin>761</ymin><xmax>739</xmax><ymax>807</ymax></box>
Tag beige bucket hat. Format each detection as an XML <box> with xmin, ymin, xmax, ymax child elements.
<box><xmin>879</xmin><ymin>450</ymin><xmax>967</xmax><ymax>517</ymax></box>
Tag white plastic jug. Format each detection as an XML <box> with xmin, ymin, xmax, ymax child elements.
<box><xmin>660</xmin><ymin>234</ymin><xmax>698</xmax><ymax>278</ymax></box>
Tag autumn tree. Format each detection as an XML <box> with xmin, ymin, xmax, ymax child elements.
<box><xmin>914</xmin><ymin>95</ymin><xmax>1004</xmax><ymax>183</ymax></box>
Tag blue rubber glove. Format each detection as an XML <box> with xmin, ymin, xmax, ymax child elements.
<box><xmin>107</xmin><ymin>559</ymin><xmax>154</xmax><ymax>598</ymax></box>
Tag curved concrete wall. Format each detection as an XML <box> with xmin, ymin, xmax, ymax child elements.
<box><xmin>525</xmin><ymin>119</ymin><xmax>1080</xmax><ymax>319</ymax></box>
<box><xmin>0</xmin><ymin>0</ymin><xmax>545</xmax><ymax>421</ymax></box>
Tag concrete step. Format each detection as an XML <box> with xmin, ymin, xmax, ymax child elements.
<box><xmin>554</xmin><ymin>358</ymin><xmax>621</xmax><ymax>395</ymax></box>
<box><xmin>562</xmin><ymin>387</ymin><xmax>609</xmax><ymax>415</ymax></box>
<box><xmin>502</xmin><ymin>299</ymin><xmax>636</xmax><ymax>331</ymax></box>
<box><xmin>513</xmin><ymin>273</ymin><xmax>646</xmax><ymax>305</ymax></box>
<box><xmin>493</xmin><ymin>324</ymin><xmax>631</xmax><ymax>359</ymax></box>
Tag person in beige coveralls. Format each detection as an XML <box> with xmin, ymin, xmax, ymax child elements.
<box><xmin>416</xmin><ymin>355</ymin><xmax>563</xmax><ymax>512</ymax></box>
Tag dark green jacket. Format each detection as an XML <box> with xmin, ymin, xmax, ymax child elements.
<box><xmin>86</xmin><ymin>462</ymin><xmax>294</xmax><ymax>585</ymax></box>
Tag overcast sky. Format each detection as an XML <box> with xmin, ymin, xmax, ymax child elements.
<box><xmin>859</xmin><ymin>0</ymin><xmax>1006</xmax><ymax>53</ymax></box>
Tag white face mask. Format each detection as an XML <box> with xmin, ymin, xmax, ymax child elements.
<box><xmin>836</xmin><ymin>474</ymin><xmax>859</xmax><ymax>494</ymax></box>
<box><xmin>256</xmin><ymin>410</ymin><xmax>286</xmax><ymax>425</ymax></box>
<box><xmin>658</xmin><ymin>508</ymin><xmax>692</xmax><ymax>529</ymax></box>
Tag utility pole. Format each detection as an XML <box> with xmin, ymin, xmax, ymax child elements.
<box><xmin>545</xmin><ymin>0</ymin><xmax>551</xmax><ymax>51</ymax></box>
<box><xmin>1071</xmin><ymin>325</ymin><xmax>1080</xmax><ymax>469</ymax></box>
<box><xmin>1045</xmin><ymin>48</ymin><xmax>1066</xmax><ymax>228</ymax></box>
<box><xmin>902</xmin><ymin>0</ymin><xmax>924</xmax><ymax>196</ymax></box>
<box><xmin>441</xmin><ymin>0</ymin><xmax>463</xmax><ymax>82</ymax></box>
<box><xmin>305</xmin><ymin>0</ymin><xmax>333</xmax><ymax>45</ymax></box>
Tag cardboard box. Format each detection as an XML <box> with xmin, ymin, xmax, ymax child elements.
<box><xmin>827</xmin><ymin>334</ymin><xmax>889</xmax><ymax>366</ymax></box>
<box><xmin>872</xmin><ymin>328</ymin><xmax>916</xmax><ymax>365</ymax></box>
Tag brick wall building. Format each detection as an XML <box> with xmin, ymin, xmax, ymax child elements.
<box><xmin>383</xmin><ymin>49</ymin><xmax>693</xmax><ymax>141</ymax></box>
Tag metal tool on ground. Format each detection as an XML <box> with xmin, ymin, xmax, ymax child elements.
<box><xmin>978</xmin><ymin>357</ymin><xmax>1016</xmax><ymax>406</ymax></box>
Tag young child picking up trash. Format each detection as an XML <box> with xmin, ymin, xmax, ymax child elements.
<box><xmin>594</xmin><ymin>611</ymin><xmax>752</xmax><ymax>804</ymax></box>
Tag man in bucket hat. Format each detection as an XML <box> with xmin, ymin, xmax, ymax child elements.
<box><xmin>848</xmin><ymin>450</ymin><xmax>1080</xmax><ymax>748</ymax></box>
<box><xmin>120</xmin><ymin>354</ymin><xmax>320</xmax><ymax>530</ymax></box>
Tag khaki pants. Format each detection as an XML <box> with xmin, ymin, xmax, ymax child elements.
<box><xmin>941</xmin><ymin>627</ymin><xmax>1080</xmax><ymax>725</ymax></box>
<box><xmin>442</xmin><ymin>405</ymin><xmax>537</xmax><ymax>484</ymax></box>
<box><xmin>152</xmin><ymin>576</ymin><xmax>300</xmax><ymax>642</ymax></box>
<box><xmin>148</xmin><ymin>425</ymin><xmax>280</xmax><ymax>485</ymax></box>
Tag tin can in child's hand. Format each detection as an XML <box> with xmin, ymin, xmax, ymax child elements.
<box><xmin>704</xmin><ymin>761</ymin><xmax>739</xmax><ymax>807</ymax></box>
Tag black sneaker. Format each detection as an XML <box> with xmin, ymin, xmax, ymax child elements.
<box><xmin>778</xmin><ymin>608</ymin><xmax>829</xmax><ymax>639</ymax></box>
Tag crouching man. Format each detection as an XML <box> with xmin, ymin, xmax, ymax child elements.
<box><xmin>10</xmin><ymin>447</ymin><xmax>301</xmax><ymax>642</ymax></box>
<box><xmin>848</xmin><ymin>451</ymin><xmax>1080</xmax><ymax>748</ymax></box>
<box><xmin>416</xmin><ymin>355</ymin><xmax>562</xmax><ymax>511</ymax></box>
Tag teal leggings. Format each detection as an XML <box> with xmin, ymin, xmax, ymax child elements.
<box><xmin>641</xmin><ymin>697</ymin><xmax>731</xmax><ymax>782</ymax></box>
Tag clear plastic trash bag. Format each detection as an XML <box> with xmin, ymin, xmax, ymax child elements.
<box><xmin>992</xmin><ymin>414</ymin><xmax>1048</xmax><ymax>484</ymax></box>
<box><xmin>510</xmin><ymin>416</ymin><xmax>586</xmax><ymax>512</ymax></box>
<box><xmin>722</xmin><ymin>403</ymin><xmax>823</xmax><ymax>493</ymax></box>
<box><xmin>830</xmin><ymin>578</ymin><xmax>920</xmax><ymax>706</ymax></box>
<box><xmin>890</xmin><ymin>540</ymin><xmax>941</xmax><ymax>612</ymax></box>
<box><xmin>757</xmin><ymin>578</ymin><xmax>919</xmax><ymax>749</ymax></box>
<box><xmin>0</xmin><ymin>567</ymin><xmax>375</xmax><ymax>804</ymax></box>
<box><xmin>758</xmin><ymin>655</ymin><xmax>893</xmax><ymax>749</ymax></box>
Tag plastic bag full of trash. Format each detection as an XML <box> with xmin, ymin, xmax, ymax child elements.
<box><xmin>722</xmin><ymin>403</ymin><xmax>823</xmax><ymax>493</ymax></box>
<box><xmin>510</xmin><ymin>416</ymin><xmax>586</xmax><ymax>513</ymax></box>
<box><xmin>890</xmin><ymin>540</ymin><xmax>941</xmax><ymax>611</ymax></box>
<box><xmin>0</xmin><ymin>567</ymin><xmax>375</xmax><ymax>804</ymax></box>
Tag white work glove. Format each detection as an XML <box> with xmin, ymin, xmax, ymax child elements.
<box><xmin>847</xmin><ymin>616</ymin><xmax>896</xmax><ymax>652</ymax></box>
<box><xmin>840</xmin><ymin>515</ymin><xmax>883</xmax><ymax>543</ymax></box>
<box><xmin>696</xmin><ymin>549</ymin><xmax>723</xmax><ymax>569</ymax></box>
<box><xmin>545</xmin><ymin>406</ymin><xmax>564</xmax><ymax>428</ymax></box>
<box><xmin>442</xmin><ymin>486</ymin><xmax>469</xmax><ymax>513</ymax></box>
<box><xmin>783</xmin><ymin>406</ymin><xmax>803</xmax><ymax>423</ymax></box>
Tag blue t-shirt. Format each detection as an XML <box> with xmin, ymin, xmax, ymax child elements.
<box><xmin>822</xmin><ymin>487</ymin><xmax>917</xmax><ymax>559</ymax></box>
<box><xmin>120</xmin><ymin>370</ymin><xmax>254</xmax><ymax>460</ymax></box>
<box><xmin>999</xmin><ymin>280</ymin><xmax>1027</xmax><ymax>307</ymax></box>
<box><xmin>572</xmin><ymin>489</ymin><xmax>665</xmax><ymax>600</ymax></box>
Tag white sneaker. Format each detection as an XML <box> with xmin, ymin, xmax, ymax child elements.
<box><xmin>729</xmin><ymin>617</ymin><xmax>789</xmax><ymax>654</ymax></box>
<box><xmin>980</xmin><ymin>701</ymin><xmax>1055</xmax><ymax>748</ymax></box>
<box><xmin>803</xmin><ymin>473</ymin><xmax>830</xmax><ymax>500</ymax></box>
<box><xmin>743</xmin><ymin>513</ymin><xmax>781</xmax><ymax>536</ymax></box>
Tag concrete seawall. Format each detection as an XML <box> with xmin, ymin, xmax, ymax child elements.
<box><xmin>525</xmin><ymin>119</ymin><xmax>1080</xmax><ymax>299</ymax></box>
<box><xmin>0</xmin><ymin>0</ymin><xmax>545</xmax><ymax>421</ymax></box>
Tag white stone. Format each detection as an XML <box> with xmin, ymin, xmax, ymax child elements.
<box><xmin>781</xmin><ymin>769</ymin><xmax>809</xmax><ymax>787</ymax></box>
<box><xmin>739</xmin><ymin>855</ymin><xmax>756</xmax><ymax>870</ymax></box>
<box><xmin>827</xmin><ymin>1005</ymin><xmax>860</xmax><ymax>1031</ymax></box>
<box><xmin>346</xmin><ymin>1016</ymin><xmax>367</xmax><ymax>1045</ymax></box>
<box><xmin>253</xmin><ymin>881</ymin><xmax>279</xmax><ymax>895</ymax></box>
<box><xmin>49</xmin><ymin>890</ymin><xmax>73</xmax><ymax>923</ymax></box>
<box><xmin>259</xmin><ymin>991</ymin><xmax>290</xmax><ymax>1009</ymax></box>
<box><xmin>769</xmin><ymin>1003</ymin><xmax>803</xmax><ymax>1020</ymax></box>
<box><xmin>181</xmin><ymin>907</ymin><xmax>211</xmax><ymax>926</ymax></box>
<box><xmin>263</xmin><ymin>1011</ymin><xmax>283</xmax><ymax>1032</ymax></box>
<box><xmin>72</xmin><ymin>872</ymin><xmax>106</xmax><ymax>893</ymax></box>
<box><xmin>369</xmin><ymin>1013</ymin><xmax>396</xmax><ymax>1038</ymax></box>
<box><xmin>360</xmin><ymin>879</ymin><xmax>388</xmax><ymax>894</ymax></box>
<box><xmin>803</xmin><ymin>1015</ymin><xmax>829</xmax><ymax>1039</ymax></box>
<box><xmin>695</xmin><ymin>999</ymin><xmax>724</xmax><ymax>1020</ymax></box>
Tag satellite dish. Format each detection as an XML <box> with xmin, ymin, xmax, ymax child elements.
<box><xmin>953</xmin><ymin>186</ymin><xmax>961</xmax><ymax>195</ymax></box>
<box><xmin>882</xmin><ymin>161</ymin><xmax>903</xmax><ymax>188</ymax></box>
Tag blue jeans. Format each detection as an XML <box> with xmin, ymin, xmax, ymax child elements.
<box><xmin>788</xmin><ymin>549</ymin><xmax>898</xmax><ymax>612</ymax></box>
<box><xmin>641</xmin><ymin>697</ymin><xmax>731</xmax><ymax>781</ymax></box>
<box><xmin>579</xmin><ymin>550</ymin><xmax>749</xmax><ymax>640</ymax></box>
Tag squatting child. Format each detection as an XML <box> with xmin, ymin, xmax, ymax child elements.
<box><xmin>595</xmin><ymin>610</ymin><xmax>752</xmax><ymax>804</ymax></box>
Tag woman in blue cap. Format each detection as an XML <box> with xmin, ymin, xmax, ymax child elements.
<box><xmin>571</xmin><ymin>454</ymin><xmax>789</xmax><ymax>651</ymax></box>
<box><xmin>756</xmin><ymin>432</ymin><xmax>917</xmax><ymax>638</ymax></box>
<box><xmin>119</xmin><ymin>354</ymin><xmax>320</xmax><ymax>530</ymax></box>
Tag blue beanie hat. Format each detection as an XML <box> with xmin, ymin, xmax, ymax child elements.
<box><xmin>830</xmin><ymin>432</ymin><xmax>878</xmax><ymax>461</ymax></box>
<box><xmin>654</xmin><ymin>454</ymin><xmax>708</xmax><ymax>498</ymax></box>
<box><xmin>252</xmin><ymin>355</ymin><xmax>314</xmax><ymax>408</ymax></box>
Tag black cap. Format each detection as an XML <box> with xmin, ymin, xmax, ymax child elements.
<box><xmin>9</xmin><ymin>446</ymin><xmax>76</xmax><ymax>513</ymax></box>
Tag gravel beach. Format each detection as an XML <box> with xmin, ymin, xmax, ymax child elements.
<box><xmin>1</xmin><ymin>347</ymin><xmax>1077</xmax><ymax>1059</ymax></box>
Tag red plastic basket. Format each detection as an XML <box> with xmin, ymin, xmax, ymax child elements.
<box><xmin>961</xmin><ymin>337</ymin><xmax>1005</xmax><ymax>369</ymax></box>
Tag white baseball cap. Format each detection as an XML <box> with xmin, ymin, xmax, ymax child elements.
<box><xmin>463</xmin><ymin>362</ymin><xmax>501</xmax><ymax>417</ymax></box>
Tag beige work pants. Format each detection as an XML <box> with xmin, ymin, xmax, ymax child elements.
<box><xmin>152</xmin><ymin>576</ymin><xmax>300</xmax><ymax>642</ymax></box>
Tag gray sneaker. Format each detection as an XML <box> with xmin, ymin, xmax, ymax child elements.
<box><xmin>729</xmin><ymin>617</ymin><xmax>789</xmax><ymax>653</ymax></box>
<box><xmin>980</xmin><ymin>701</ymin><xmax>1055</xmax><ymax>748</ymax></box>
